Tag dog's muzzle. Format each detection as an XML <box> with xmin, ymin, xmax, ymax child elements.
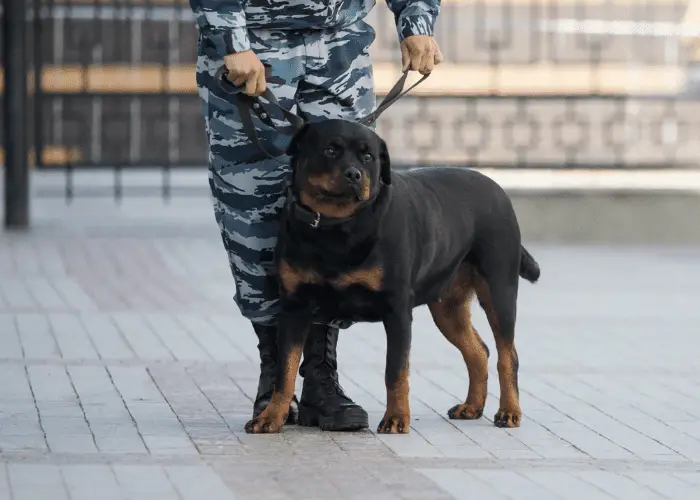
<box><xmin>344</xmin><ymin>167</ymin><xmax>366</xmax><ymax>200</ymax></box>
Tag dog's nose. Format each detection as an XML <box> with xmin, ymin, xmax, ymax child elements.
<box><xmin>344</xmin><ymin>167</ymin><xmax>362</xmax><ymax>184</ymax></box>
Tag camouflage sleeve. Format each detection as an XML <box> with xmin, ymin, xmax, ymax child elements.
<box><xmin>384</xmin><ymin>0</ymin><xmax>441</xmax><ymax>41</ymax></box>
<box><xmin>200</xmin><ymin>0</ymin><xmax>251</xmax><ymax>53</ymax></box>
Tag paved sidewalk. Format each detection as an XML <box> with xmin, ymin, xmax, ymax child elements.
<box><xmin>1</xmin><ymin>199</ymin><xmax>700</xmax><ymax>499</ymax></box>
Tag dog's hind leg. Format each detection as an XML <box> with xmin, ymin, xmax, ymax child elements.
<box><xmin>473</xmin><ymin>250</ymin><xmax>522</xmax><ymax>428</ymax></box>
<box><xmin>429</xmin><ymin>264</ymin><xmax>490</xmax><ymax>421</ymax></box>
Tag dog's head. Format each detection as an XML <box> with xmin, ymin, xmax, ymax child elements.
<box><xmin>286</xmin><ymin>119</ymin><xmax>391</xmax><ymax>218</ymax></box>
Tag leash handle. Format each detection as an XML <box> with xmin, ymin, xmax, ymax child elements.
<box><xmin>215</xmin><ymin>65</ymin><xmax>305</xmax><ymax>162</ymax></box>
<box><xmin>214</xmin><ymin>66</ymin><xmax>430</xmax><ymax>160</ymax></box>
<box><xmin>358</xmin><ymin>70</ymin><xmax>430</xmax><ymax>126</ymax></box>
<box><xmin>215</xmin><ymin>66</ymin><xmax>305</xmax><ymax>130</ymax></box>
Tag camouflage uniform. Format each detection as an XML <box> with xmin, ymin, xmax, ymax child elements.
<box><xmin>191</xmin><ymin>0</ymin><xmax>440</xmax><ymax>325</ymax></box>
<box><xmin>191</xmin><ymin>0</ymin><xmax>440</xmax><ymax>431</ymax></box>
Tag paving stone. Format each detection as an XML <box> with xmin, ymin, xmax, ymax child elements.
<box><xmin>110</xmin><ymin>312</ymin><xmax>174</xmax><ymax>361</ymax></box>
<box><xmin>61</xmin><ymin>464</ymin><xmax>123</xmax><ymax>500</ymax></box>
<box><xmin>418</xmin><ymin>469</ymin><xmax>510</xmax><ymax>500</ymax></box>
<box><xmin>523</xmin><ymin>470</ymin><xmax>618</xmax><ymax>500</ymax></box>
<box><xmin>79</xmin><ymin>314</ymin><xmax>136</xmax><ymax>360</ymax></box>
<box><xmin>165</xmin><ymin>465</ymin><xmax>237</xmax><ymax>500</ymax></box>
<box><xmin>572</xmin><ymin>470</ymin><xmax>667</xmax><ymax>500</ymax></box>
<box><xmin>7</xmin><ymin>464</ymin><xmax>69</xmax><ymax>500</ymax></box>
<box><xmin>112</xmin><ymin>465</ymin><xmax>180</xmax><ymax>500</ymax></box>
<box><xmin>15</xmin><ymin>314</ymin><xmax>61</xmax><ymax>360</ymax></box>
<box><xmin>0</xmin><ymin>464</ymin><xmax>9</xmax><ymax>500</ymax></box>
<box><xmin>0</xmin><ymin>314</ymin><xmax>24</xmax><ymax>360</ymax></box>
<box><xmin>49</xmin><ymin>313</ymin><xmax>100</xmax><ymax>360</ymax></box>
<box><xmin>3</xmin><ymin>207</ymin><xmax>700</xmax><ymax>499</ymax></box>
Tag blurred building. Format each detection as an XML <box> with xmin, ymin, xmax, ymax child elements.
<box><xmin>1</xmin><ymin>0</ymin><xmax>700</xmax><ymax>173</ymax></box>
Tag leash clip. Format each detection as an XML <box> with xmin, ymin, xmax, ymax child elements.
<box><xmin>310</xmin><ymin>212</ymin><xmax>321</xmax><ymax>229</ymax></box>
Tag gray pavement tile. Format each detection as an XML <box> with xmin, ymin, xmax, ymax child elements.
<box><xmin>417</xmin><ymin>468</ymin><xmax>509</xmax><ymax>500</ymax></box>
<box><xmin>143</xmin><ymin>435</ymin><xmax>199</xmax><ymax>456</ymax></box>
<box><xmin>61</xmin><ymin>465</ymin><xmax>123</xmax><ymax>500</ymax></box>
<box><xmin>4</xmin><ymin>226</ymin><xmax>700</xmax><ymax>500</ymax></box>
<box><xmin>672</xmin><ymin>472</ymin><xmax>700</xmax><ymax>486</ymax></box>
<box><xmin>164</xmin><ymin>465</ymin><xmax>237</xmax><ymax>500</ymax></box>
<box><xmin>49</xmin><ymin>278</ymin><xmax>99</xmax><ymax>312</ymax></box>
<box><xmin>49</xmin><ymin>313</ymin><xmax>100</xmax><ymax>360</ymax></box>
<box><xmin>112</xmin><ymin>465</ymin><xmax>181</xmax><ymax>500</ymax></box>
<box><xmin>0</xmin><ymin>315</ymin><xmax>23</xmax><ymax>360</ymax></box>
<box><xmin>7</xmin><ymin>464</ymin><xmax>69</xmax><ymax>500</ymax></box>
<box><xmin>469</xmin><ymin>469</ymin><xmax>565</xmax><ymax>500</ymax></box>
<box><xmin>0</xmin><ymin>280</ymin><xmax>36</xmax><ymax>310</ymax></box>
<box><xmin>624</xmin><ymin>471</ymin><xmax>699</xmax><ymax>500</ymax></box>
<box><xmin>144</xmin><ymin>313</ymin><xmax>212</xmax><ymax>362</ymax></box>
<box><xmin>79</xmin><ymin>314</ymin><xmax>136</xmax><ymax>360</ymax></box>
<box><xmin>176</xmin><ymin>314</ymin><xmax>249</xmax><ymax>363</ymax></box>
<box><xmin>15</xmin><ymin>314</ymin><xmax>61</xmax><ymax>360</ymax></box>
<box><xmin>25</xmin><ymin>278</ymin><xmax>67</xmax><ymax>310</ymax></box>
<box><xmin>523</xmin><ymin>470</ymin><xmax>618</xmax><ymax>500</ymax></box>
<box><xmin>110</xmin><ymin>312</ymin><xmax>174</xmax><ymax>361</ymax></box>
<box><xmin>0</xmin><ymin>464</ymin><xmax>9</xmax><ymax>500</ymax></box>
<box><xmin>572</xmin><ymin>470</ymin><xmax>667</xmax><ymax>500</ymax></box>
<box><xmin>0</xmin><ymin>435</ymin><xmax>49</xmax><ymax>453</ymax></box>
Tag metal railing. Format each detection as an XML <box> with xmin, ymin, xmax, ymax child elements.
<box><xmin>1</xmin><ymin>0</ymin><xmax>699</xmax><ymax>208</ymax></box>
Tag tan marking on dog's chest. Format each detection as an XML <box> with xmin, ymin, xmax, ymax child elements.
<box><xmin>329</xmin><ymin>266</ymin><xmax>384</xmax><ymax>291</ymax></box>
<box><xmin>278</xmin><ymin>260</ymin><xmax>322</xmax><ymax>295</ymax></box>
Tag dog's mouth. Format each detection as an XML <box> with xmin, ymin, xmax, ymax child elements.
<box><xmin>316</xmin><ymin>185</ymin><xmax>368</xmax><ymax>202</ymax></box>
<box><xmin>303</xmin><ymin>170</ymin><xmax>370</xmax><ymax>203</ymax></box>
<box><xmin>317</xmin><ymin>187</ymin><xmax>353</xmax><ymax>200</ymax></box>
<box><xmin>350</xmin><ymin>183</ymin><xmax>369</xmax><ymax>201</ymax></box>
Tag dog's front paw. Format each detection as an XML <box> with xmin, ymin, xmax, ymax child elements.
<box><xmin>448</xmin><ymin>402</ymin><xmax>484</xmax><ymax>420</ymax></box>
<box><xmin>377</xmin><ymin>412</ymin><xmax>410</xmax><ymax>434</ymax></box>
<box><xmin>493</xmin><ymin>408</ymin><xmax>521</xmax><ymax>428</ymax></box>
<box><xmin>244</xmin><ymin>411</ymin><xmax>287</xmax><ymax>434</ymax></box>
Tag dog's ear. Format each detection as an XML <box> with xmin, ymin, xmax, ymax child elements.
<box><xmin>378</xmin><ymin>137</ymin><xmax>392</xmax><ymax>186</ymax></box>
<box><xmin>286</xmin><ymin>123</ymin><xmax>311</xmax><ymax>157</ymax></box>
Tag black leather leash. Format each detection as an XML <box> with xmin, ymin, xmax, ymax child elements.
<box><xmin>215</xmin><ymin>65</ymin><xmax>430</xmax><ymax>162</ymax></box>
<box><xmin>215</xmin><ymin>66</ymin><xmax>430</xmax><ymax>229</ymax></box>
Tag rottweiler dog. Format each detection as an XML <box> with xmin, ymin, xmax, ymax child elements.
<box><xmin>244</xmin><ymin>119</ymin><xmax>541</xmax><ymax>434</ymax></box>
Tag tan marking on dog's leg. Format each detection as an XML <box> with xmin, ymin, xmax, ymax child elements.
<box><xmin>474</xmin><ymin>273</ymin><xmax>521</xmax><ymax>428</ymax></box>
<box><xmin>429</xmin><ymin>264</ymin><xmax>489</xmax><ymax>420</ymax></box>
<box><xmin>378</xmin><ymin>367</ymin><xmax>410</xmax><ymax>434</ymax></box>
<box><xmin>245</xmin><ymin>343</ymin><xmax>303</xmax><ymax>434</ymax></box>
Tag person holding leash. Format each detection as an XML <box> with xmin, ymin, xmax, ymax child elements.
<box><xmin>191</xmin><ymin>0</ymin><xmax>443</xmax><ymax>431</ymax></box>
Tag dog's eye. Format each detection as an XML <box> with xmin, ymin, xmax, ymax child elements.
<box><xmin>324</xmin><ymin>147</ymin><xmax>336</xmax><ymax>157</ymax></box>
<box><xmin>361</xmin><ymin>153</ymin><xmax>373</xmax><ymax>163</ymax></box>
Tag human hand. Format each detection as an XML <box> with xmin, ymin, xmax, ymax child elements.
<box><xmin>400</xmin><ymin>35</ymin><xmax>444</xmax><ymax>75</ymax></box>
<box><xmin>224</xmin><ymin>50</ymin><xmax>267</xmax><ymax>96</ymax></box>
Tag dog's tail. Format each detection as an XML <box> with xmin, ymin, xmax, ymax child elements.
<box><xmin>519</xmin><ymin>246</ymin><xmax>540</xmax><ymax>283</ymax></box>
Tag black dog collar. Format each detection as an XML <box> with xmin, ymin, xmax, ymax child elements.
<box><xmin>286</xmin><ymin>185</ymin><xmax>383</xmax><ymax>229</ymax></box>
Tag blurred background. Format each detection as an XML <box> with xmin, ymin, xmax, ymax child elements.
<box><xmin>2</xmin><ymin>0</ymin><xmax>700</xmax><ymax>241</ymax></box>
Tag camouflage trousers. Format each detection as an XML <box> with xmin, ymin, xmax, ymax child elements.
<box><xmin>196</xmin><ymin>21</ymin><xmax>377</xmax><ymax>326</ymax></box>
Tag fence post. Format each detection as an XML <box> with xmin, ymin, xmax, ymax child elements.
<box><xmin>3</xmin><ymin>0</ymin><xmax>30</xmax><ymax>229</ymax></box>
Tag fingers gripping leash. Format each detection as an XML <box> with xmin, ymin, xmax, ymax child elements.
<box><xmin>214</xmin><ymin>66</ymin><xmax>431</xmax><ymax>163</ymax></box>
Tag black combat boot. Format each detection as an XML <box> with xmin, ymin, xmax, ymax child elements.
<box><xmin>251</xmin><ymin>324</ymin><xmax>299</xmax><ymax>424</ymax></box>
<box><xmin>298</xmin><ymin>324</ymin><xmax>369</xmax><ymax>431</ymax></box>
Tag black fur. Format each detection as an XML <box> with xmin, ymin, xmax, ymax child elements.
<box><xmin>265</xmin><ymin>119</ymin><xmax>540</xmax><ymax>432</ymax></box>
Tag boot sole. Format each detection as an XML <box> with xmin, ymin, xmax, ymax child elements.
<box><xmin>298</xmin><ymin>403</ymin><xmax>369</xmax><ymax>431</ymax></box>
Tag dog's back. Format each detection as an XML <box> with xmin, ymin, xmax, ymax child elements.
<box><xmin>378</xmin><ymin>166</ymin><xmax>527</xmax><ymax>306</ymax></box>
<box><xmin>397</xmin><ymin>166</ymin><xmax>516</xmax><ymax>225</ymax></box>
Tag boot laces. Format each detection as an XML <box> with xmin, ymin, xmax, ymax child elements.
<box><xmin>313</xmin><ymin>367</ymin><xmax>351</xmax><ymax>402</ymax></box>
